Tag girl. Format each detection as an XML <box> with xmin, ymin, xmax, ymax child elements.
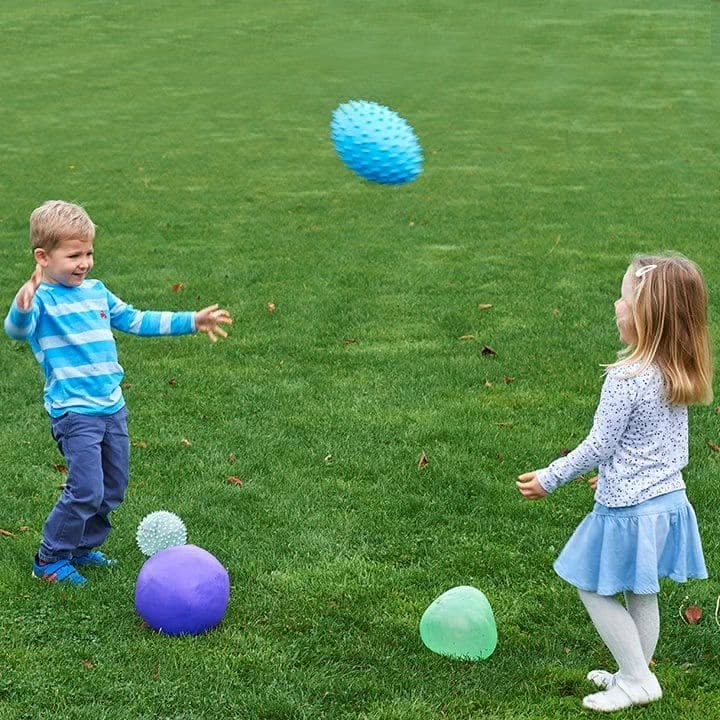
<box><xmin>517</xmin><ymin>254</ymin><xmax>712</xmax><ymax>712</ymax></box>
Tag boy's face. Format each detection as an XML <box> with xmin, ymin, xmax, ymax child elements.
<box><xmin>36</xmin><ymin>237</ymin><xmax>94</xmax><ymax>287</ymax></box>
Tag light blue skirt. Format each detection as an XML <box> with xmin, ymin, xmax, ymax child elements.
<box><xmin>554</xmin><ymin>490</ymin><xmax>708</xmax><ymax>596</ymax></box>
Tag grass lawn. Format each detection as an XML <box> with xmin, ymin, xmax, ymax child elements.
<box><xmin>1</xmin><ymin>1</ymin><xmax>718</xmax><ymax>718</ymax></box>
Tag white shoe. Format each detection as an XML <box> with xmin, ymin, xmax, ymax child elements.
<box><xmin>582</xmin><ymin>674</ymin><xmax>662</xmax><ymax>712</ymax></box>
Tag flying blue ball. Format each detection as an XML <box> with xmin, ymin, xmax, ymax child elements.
<box><xmin>331</xmin><ymin>100</ymin><xmax>423</xmax><ymax>185</ymax></box>
<box><xmin>135</xmin><ymin>544</ymin><xmax>230</xmax><ymax>636</ymax></box>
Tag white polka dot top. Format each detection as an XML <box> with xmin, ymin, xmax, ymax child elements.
<box><xmin>536</xmin><ymin>362</ymin><xmax>687</xmax><ymax>507</ymax></box>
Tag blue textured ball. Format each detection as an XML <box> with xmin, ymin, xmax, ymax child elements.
<box><xmin>331</xmin><ymin>100</ymin><xmax>423</xmax><ymax>185</ymax></box>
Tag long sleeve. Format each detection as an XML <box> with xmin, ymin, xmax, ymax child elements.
<box><xmin>536</xmin><ymin>370</ymin><xmax>639</xmax><ymax>494</ymax></box>
<box><xmin>4</xmin><ymin>296</ymin><xmax>38</xmax><ymax>340</ymax></box>
<box><xmin>106</xmin><ymin>288</ymin><xmax>196</xmax><ymax>336</ymax></box>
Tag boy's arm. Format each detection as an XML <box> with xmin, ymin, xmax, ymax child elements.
<box><xmin>4</xmin><ymin>265</ymin><xmax>42</xmax><ymax>340</ymax></box>
<box><xmin>106</xmin><ymin>287</ymin><xmax>196</xmax><ymax>336</ymax></box>
<box><xmin>535</xmin><ymin>370</ymin><xmax>638</xmax><ymax>494</ymax></box>
<box><xmin>105</xmin><ymin>288</ymin><xmax>231</xmax><ymax>341</ymax></box>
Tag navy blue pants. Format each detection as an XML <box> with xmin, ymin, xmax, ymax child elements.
<box><xmin>39</xmin><ymin>406</ymin><xmax>129</xmax><ymax>563</ymax></box>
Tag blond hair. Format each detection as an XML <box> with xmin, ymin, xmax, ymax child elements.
<box><xmin>611</xmin><ymin>254</ymin><xmax>713</xmax><ymax>405</ymax></box>
<box><xmin>30</xmin><ymin>200</ymin><xmax>95</xmax><ymax>252</ymax></box>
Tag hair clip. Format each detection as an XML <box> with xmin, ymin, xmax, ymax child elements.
<box><xmin>634</xmin><ymin>264</ymin><xmax>657</xmax><ymax>278</ymax></box>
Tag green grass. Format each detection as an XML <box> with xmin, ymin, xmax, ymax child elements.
<box><xmin>1</xmin><ymin>1</ymin><xmax>719</xmax><ymax>718</ymax></box>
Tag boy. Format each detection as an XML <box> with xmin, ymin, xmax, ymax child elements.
<box><xmin>4</xmin><ymin>200</ymin><xmax>232</xmax><ymax>585</ymax></box>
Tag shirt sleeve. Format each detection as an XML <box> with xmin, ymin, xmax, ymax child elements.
<box><xmin>4</xmin><ymin>296</ymin><xmax>39</xmax><ymax>341</ymax></box>
<box><xmin>105</xmin><ymin>286</ymin><xmax>196</xmax><ymax>336</ymax></box>
<box><xmin>536</xmin><ymin>370</ymin><xmax>639</xmax><ymax>494</ymax></box>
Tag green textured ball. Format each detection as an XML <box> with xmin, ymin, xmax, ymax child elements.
<box><xmin>136</xmin><ymin>510</ymin><xmax>187</xmax><ymax>557</ymax></box>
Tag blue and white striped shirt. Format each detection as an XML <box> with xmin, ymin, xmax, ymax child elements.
<box><xmin>4</xmin><ymin>279</ymin><xmax>196</xmax><ymax>417</ymax></box>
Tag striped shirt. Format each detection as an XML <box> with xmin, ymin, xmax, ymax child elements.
<box><xmin>536</xmin><ymin>363</ymin><xmax>687</xmax><ymax>507</ymax></box>
<box><xmin>4</xmin><ymin>279</ymin><xmax>196</xmax><ymax>417</ymax></box>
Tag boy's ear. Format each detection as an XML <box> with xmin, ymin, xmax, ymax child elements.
<box><xmin>33</xmin><ymin>248</ymin><xmax>49</xmax><ymax>266</ymax></box>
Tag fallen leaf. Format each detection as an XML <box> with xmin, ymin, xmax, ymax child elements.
<box><xmin>168</xmin><ymin>377</ymin><xmax>178</xmax><ymax>386</ymax></box>
<box><xmin>227</xmin><ymin>476</ymin><xmax>243</xmax><ymax>486</ymax></box>
<box><xmin>19</xmin><ymin>526</ymin><xmax>29</xmax><ymax>532</ymax></box>
<box><xmin>343</xmin><ymin>338</ymin><xmax>358</xmax><ymax>346</ymax></box>
<box><xmin>266</xmin><ymin>302</ymin><xmax>276</xmax><ymax>312</ymax></box>
<box><xmin>57</xmin><ymin>484</ymin><xmax>66</xmax><ymax>490</ymax></box>
<box><xmin>171</xmin><ymin>283</ymin><xmax>184</xmax><ymax>293</ymax></box>
<box><xmin>496</xmin><ymin>422</ymin><xmax>513</xmax><ymax>428</ymax></box>
<box><xmin>496</xmin><ymin>452</ymin><xmax>504</xmax><ymax>461</ymax></box>
<box><xmin>418</xmin><ymin>452</ymin><xmax>429</xmax><ymax>469</ymax></box>
<box><xmin>132</xmin><ymin>440</ymin><xmax>148</xmax><ymax>449</ymax></box>
<box><xmin>228</xmin><ymin>452</ymin><xmax>236</xmax><ymax>463</ymax></box>
<box><xmin>324</xmin><ymin>454</ymin><xmax>333</xmax><ymax>463</ymax></box>
<box><xmin>481</xmin><ymin>345</ymin><xmax>497</xmax><ymax>356</ymax></box>
<box><xmin>552</xmin><ymin>308</ymin><xmax>561</xmax><ymax>317</ymax></box>
<box><xmin>459</xmin><ymin>335</ymin><xmax>474</xmax><ymax>341</ymax></box>
<box><xmin>153</xmin><ymin>665</ymin><xmax>159</xmax><ymax>681</ymax></box>
<box><xmin>0</xmin><ymin>529</ymin><xmax>15</xmax><ymax>538</ymax></box>
<box><xmin>502</xmin><ymin>376</ymin><xmax>515</xmax><ymax>384</ymax></box>
<box><xmin>121</xmin><ymin>382</ymin><xmax>133</xmax><ymax>389</ymax></box>
<box><xmin>707</xmin><ymin>440</ymin><xmax>720</xmax><ymax>453</ymax></box>
<box><xmin>478</xmin><ymin>304</ymin><xmax>493</xmax><ymax>310</ymax></box>
<box><xmin>52</xmin><ymin>464</ymin><xmax>68</xmax><ymax>473</ymax></box>
<box><xmin>81</xmin><ymin>660</ymin><xmax>94</xmax><ymax>670</ymax></box>
<box><xmin>180</xmin><ymin>438</ymin><xmax>192</xmax><ymax>447</ymax></box>
<box><xmin>560</xmin><ymin>448</ymin><xmax>571</xmax><ymax>456</ymax></box>
<box><xmin>484</xmin><ymin>380</ymin><xmax>494</xmax><ymax>388</ymax></box>
<box><xmin>685</xmin><ymin>605</ymin><xmax>703</xmax><ymax>625</ymax></box>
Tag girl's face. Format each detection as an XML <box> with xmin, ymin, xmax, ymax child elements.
<box><xmin>614</xmin><ymin>268</ymin><xmax>637</xmax><ymax>344</ymax></box>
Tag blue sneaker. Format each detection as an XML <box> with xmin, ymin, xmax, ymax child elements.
<box><xmin>33</xmin><ymin>557</ymin><xmax>87</xmax><ymax>586</ymax></box>
<box><xmin>72</xmin><ymin>550</ymin><xmax>117</xmax><ymax>568</ymax></box>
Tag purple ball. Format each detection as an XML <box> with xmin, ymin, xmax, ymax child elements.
<box><xmin>135</xmin><ymin>544</ymin><xmax>230</xmax><ymax>636</ymax></box>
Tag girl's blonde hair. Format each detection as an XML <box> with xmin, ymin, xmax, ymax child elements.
<box><xmin>611</xmin><ymin>254</ymin><xmax>713</xmax><ymax>405</ymax></box>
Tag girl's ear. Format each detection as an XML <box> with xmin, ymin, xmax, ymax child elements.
<box><xmin>34</xmin><ymin>248</ymin><xmax>49</xmax><ymax>267</ymax></box>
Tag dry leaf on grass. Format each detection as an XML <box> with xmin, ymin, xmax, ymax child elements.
<box><xmin>171</xmin><ymin>283</ymin><xmax>184</xmax><ymax>293</ymax></box>
<box><xmin>266</xmin><ymin>302</ymin><xmax>276</xmax><ymax>312</ymax></box>
<box><xmin>458</xmin><ymin>335</ymin><xmax>474</xmax><ymax>341</ymax></box>
<box><xmin>180</xmin><ymin>438</ymin><xmax>192</xmax><ymax>447</ymax></box>
<box><xmin>684</xmin><ymin>605</ymin><xmax>703</xmax><ymax>625</ymax></box>
<box><xmin>132</xmin><ymin>440</ymin><xmax>148</xmax><ymax>449</ymax></box>
<box><xmin>418</xmin><ymin>452</ymin><xmax>429</xmax><ymax>469</ymax></box>
<box><xmin>52</xmin><ymin>464</ymin><xmax>68</xmax><ymax>473</ymax></box>
<box><xmin>707</xmin><ymin>440</ymin><xmax>720</xmax><ymax>453</ymax></box>
<box><xmin>478</xmin><ymin>304</ymin><xmax>493</xmax><ymax>310</ymax></box>
<box><xmin>481</xmin><ymin>345</ymin><xmax>497</xmax><ymax>356</ymax></box>
<box><xmin>227</xmin><ymin>476</ymin><xmax>243</xmax><ymax>486</ymax></box>
<box><xmin>0</xmin><ymin>529</ymin><xmax>15</xmax><ymax>538</ymax></box>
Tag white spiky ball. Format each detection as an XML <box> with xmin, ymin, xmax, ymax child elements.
<box><xmin>136</xmin><ymin>511</ymin><xmax>187</xmax><ymax>557</ymax></box>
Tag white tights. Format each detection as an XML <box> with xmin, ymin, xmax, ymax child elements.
<box><xmin>578</xmin><ymin>589</ymin><xmax>662</xmax><ymax>711</ymax></box>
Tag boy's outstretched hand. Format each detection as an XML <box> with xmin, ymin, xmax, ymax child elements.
<box><xmin>16</xmin><ymin>264</ymin><xmax>43</xmax><ymax>311</ymax></box>
<box><xmin>516</xmin><ymin>471</ymin><xmax>548</xmax><ymax>500</ymax></box>
<box><xmin>195</xmin><ymin>304</ymin><xmax>232</xmax><ymax>342</ymax></box>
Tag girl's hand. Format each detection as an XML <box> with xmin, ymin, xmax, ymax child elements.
<box><xmin>16</xmin><ymin>264</ymin><xmax>43</xmax><ymax>311</ymax></box>
<box><xmin>195</xmin><ymin>304</ymin><xmax>232</xmax><ymax>342</ymax></box>
<box><xmin>516</xmin><ymin>471</ymin><xmax>549</xmax><ymax>500</ymax></box>
<box><xmin>587</xmin><ymin>475</ymin><xmax>598</xmax><ymax>492</ymax></box>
